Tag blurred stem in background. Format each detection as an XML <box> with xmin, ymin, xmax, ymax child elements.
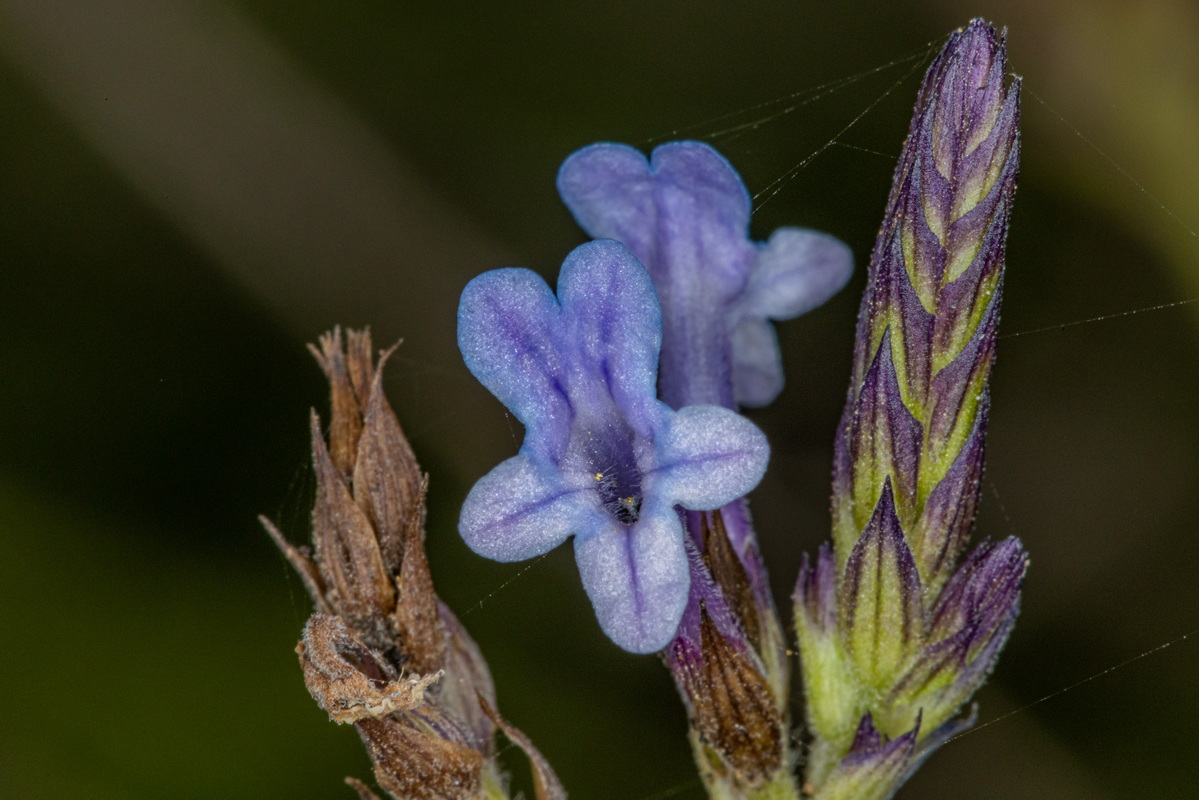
<box><xmin>0</xmin><ymin>0</ymin><xmax>509</xmax><ymax>339</ymax></box>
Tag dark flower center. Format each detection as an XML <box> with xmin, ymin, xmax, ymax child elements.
<box><xmin>594</xmin><ymin>465</ymin><xmax>643</xmax><ymax>524</ymax></box>
<box><xmin>577</xmin><ymin>412</ymin><xmax>644</xmax><ymax>525</ymax></box>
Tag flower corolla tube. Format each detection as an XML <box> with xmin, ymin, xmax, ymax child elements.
<box><xmin>457</xmin><ymin>239</ymin><xmax>769</xmax><ymax>653</ymax></box>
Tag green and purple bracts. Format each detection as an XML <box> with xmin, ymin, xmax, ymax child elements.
<box><xmin>795</xmin><ymin>19</ymin><xmax>1028</xmax><ymax>799</ymax></box>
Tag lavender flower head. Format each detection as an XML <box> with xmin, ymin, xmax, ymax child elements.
<box><xmin>794</xmin><ymin>20</ymin><xmax>1028</xmax><ymax>798</ymax></box>
<box><xmin>265</xmin><ymin>18</ymin><xmax>1033</xmax><ymax>800</ymax></box>
<box><xmin>458</xmin><ymin>239</ymin><xmax>769</xmax><ymax>653</ymax></box>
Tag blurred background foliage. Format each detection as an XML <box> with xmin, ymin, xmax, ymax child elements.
<box><xmin>1</xmin><ymin>1</ymin><xmax>1196</xmax><ymax>798</ymax></box>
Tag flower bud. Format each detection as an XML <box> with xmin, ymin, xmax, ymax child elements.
<box><xmin>792</xmin><ymin>545</ymin><xmax>858</xmax><ymax>749</ymax></box>
<box><xmin>886</xmin><ymin>537</ymin><xmax>1028</xmax><ymax>734</ymax></box>
<box><xmin>668</xmin><ymin>602</ymin><xmax>783</xmax><ymax>787</ymax></box>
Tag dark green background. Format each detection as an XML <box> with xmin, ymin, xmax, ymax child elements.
<box><xmin>2</xmin><ymin>1</ymin><xmax>1196</xmax><ymax>798</ymax></box>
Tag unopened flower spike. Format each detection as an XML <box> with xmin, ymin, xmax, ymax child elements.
<box><xmin>558</xmin><ymin>140</ymin><xmax>853</xmax><ymax>410</ymax></box>
<box><xmin>795</xmin><ymin>19</ymin><xmax>1027</xmax><ymax>799</ymax></box>
<box><xmin>457</xmin><ymin>239</ymin><xmax>769</xmax><ymax>653</ymax></box>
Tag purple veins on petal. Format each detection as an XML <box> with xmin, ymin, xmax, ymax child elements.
<box><xmin>457</xmin><ymin>455</ymin><xmax>587</xmax><ymax>563</ymax></box>
<box><xmin>457</xmin><ymin>239</ymin><xmax>770</xmax><ymax>653</ymax></box>
<box><xmin>558</xmin><ymin>140</ymin><xmax>851</xmax><ymax>409</ymax></box>
<box><xmin>655</xmin><ymin>404</ymin><xmax>769</xmax><ymax>510</ymax></box>
<box><xmin>574</xmin><ymin>503</ymin><xmax>691</xmax><ymax>654</ymax></box>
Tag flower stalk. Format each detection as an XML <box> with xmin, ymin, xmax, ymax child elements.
<box><xmin>795</xmin><ymin>19</ymin><xmax>1027</xmax><ymax>798</ymax></box>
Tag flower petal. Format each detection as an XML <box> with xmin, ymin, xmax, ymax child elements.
<box><xmin>556</xmin><ymin>143</ymin><xmax>658</xmax><ymax>261</ymax></box>
<box><xmin>459</xmin><ymin>454</ymin><xmax>590</xmax><ymax>562</ymax></box>
<box><xmin>560</xmin><ymin>140</ymin><xmax>853</xmax><ymax>414</ymax></box>
<box><xmin>730</xmin><ymin>317</ymin><xmax>785</xmax><ymax>408</ymax></box>
<box><xmin>457</xmin><ymin>268</ymin><xmax>571</xmax><ymax>452</ymax></box>
<box><xmin>573</xmin><ymin>501</ymin><xmax>691</xmax><ymax>653</ymax></box>
<box><xmin>743</xmin><ymin>228</ymin><xmax>854</xmax><ymax>321</ymax></box>
<box><xmin>557</xmin><ymin>240</ymin><xmax>663</xmax><ymax>433</ymax></box>
<box><xmin>560</xmin><ymin>141</ymin><xmax>755</xmax><ymax>293</ymax></box>
<box><xmin>649</xmin><ymin>141</ymin><xmax>755</xmax><ymax>292</ymax></box>
<box><xmin>654</xmin><ymin>405</ymin><xmax>769</xmax><ymax>509</ymax></box>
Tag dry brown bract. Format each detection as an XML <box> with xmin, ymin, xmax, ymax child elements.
<box><xmin>262</xmin><ymin>328</ymin><xmax>564</xmax><ymax>800</ymax></box>
<box><xmin>298</xmin><ymin>614</ymin><xmax>443</xmax><ymax>725</ymax></box>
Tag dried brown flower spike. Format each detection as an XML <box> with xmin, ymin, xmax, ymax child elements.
<box><xmin>263</xmin><ymin>327</ymin><xmax>563</xmax><ymax>800</ymax></box>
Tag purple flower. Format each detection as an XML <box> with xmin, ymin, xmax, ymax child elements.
<box><xmin>557</xmin><ymin>142</ymin><xmax>845</xmax><ymax>791</ymax></box>
<box><xmin>457</xmin><ymin>239</ymin><xmax>769</xmax><ymax>653</ymax></box>
<box><xmin>558</xmin><ymin>141</ymin><xmax>852</xmax><ymax>410</ymax></box>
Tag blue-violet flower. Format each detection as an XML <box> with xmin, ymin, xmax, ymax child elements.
<box><xmin>458</xmin><ymin>239</ymin><xmax>769</xmax><ymax>653</ymax></box>
<box><xmin>558</xmin><ymin>140</ymin><xmax>853</xmax><ymax>410</ymax></box>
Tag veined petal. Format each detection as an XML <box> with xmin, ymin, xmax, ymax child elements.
<box><xmin>574</xmin><ymin>501</ymin><xmax>690</xmax><ymax>653</ymax></box>
<box><xmin>557</xmin><ymin>240</ymin><xmax>663</xmax><ymax>434</ymax></box>
<box><xmin>650</xmin><ymin>142</ymin><xmax>755</xmax><ymax>297</ymax></box>
<box><xmin>744</xmin><ymin>228</ymin><xmax>854</xmax><ymax>321</ymax></box>
<box><xmin>457</xmin><ymin>268</ymin><xmax>570</xmax><ymax>451</ymax></box>
<box><xmin>558</xmin><ymin>140</ymin><xmax>755</xmax><ymax>290</ymax></box>
<box><xmin>654</xmin><ymin>404</ymin><xmax>769</xmax><ymax>510</ymax></box>
<box><xmin>729</xmin><ymin>229</ymin><xmax>852</xmax><ymax>409</ymax></box>
<box><xmin>556</xmin><ymin>143</ymin><xmax>658</xmax><ymax>262</ymax></box>
<box><xmin>459</xmin><ymin>454</ymin><xmax>590</xmax><ymax>562</ymax></box>
<box><xmin>730</xmin><ymin>317</ymin><xmax>785</xmax><ymax>408</ymax></box>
